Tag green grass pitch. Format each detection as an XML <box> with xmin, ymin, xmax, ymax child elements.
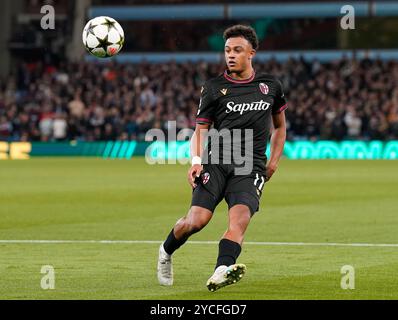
<box><xmin>0</xmin><ymin>157</ymin><xmax>397</xmax><ymax>299</ymax></box>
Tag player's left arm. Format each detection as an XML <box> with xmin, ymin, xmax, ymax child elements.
<box><xmin>266</xmin><ymin>110</ymin><xmax>287</xmax><ymax>181</ymax></box>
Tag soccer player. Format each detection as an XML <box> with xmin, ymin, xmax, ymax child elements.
<box><xmin>157</xmin><ymin>25</ymin><xmax>287</xmax><ymax>292</ymax></box>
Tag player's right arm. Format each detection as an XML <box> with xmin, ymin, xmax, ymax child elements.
<box><xmin>188</xmin><ymin>123</ymin><xmax>211</xmax><ymax>188</ymax></box>
<box><xmin>188</xmin><ymin>82</ymin><xmax>216</xmax><ymax>188</ymax></box>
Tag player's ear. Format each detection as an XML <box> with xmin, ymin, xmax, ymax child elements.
<box><xmin>249</xmin><ymin>49</ymin><xmax>256</xmax><ymax>60</ymax></box>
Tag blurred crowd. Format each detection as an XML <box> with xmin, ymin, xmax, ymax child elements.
<box><xmin>1</xmin><ymin>57</ymin><xmax>398</xmax><ymax>142</ymax></box>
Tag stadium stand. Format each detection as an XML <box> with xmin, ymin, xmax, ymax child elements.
<box><xmin>1</xmin><ymin>57</ymin><xmax>398</xmax><ymax>142</ymax></box>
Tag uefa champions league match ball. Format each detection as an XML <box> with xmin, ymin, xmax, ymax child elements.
<box><xmin>82</xmin><ymin>16</ymin><xmax>124</xmax><ymax>58</ymax></box>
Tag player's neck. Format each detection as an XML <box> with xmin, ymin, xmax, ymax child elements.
<box><xmin>228</xmin><ymin>67</ymin><xmax>254</xmax><ymax>81</ymax></box>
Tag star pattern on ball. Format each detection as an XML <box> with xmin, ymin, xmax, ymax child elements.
<box><xmin>102</xmin><ymin>18</ymin><xmax>116</xmax><ymax>32</ymax></box>
<box><xmin>96</xmin><ymin>34</ymin><xmax>113</xmax><ymax>50</ymax></box>
<box><xmin>86</xmin><ymin>21</ymin><xmax>97</xmax><ymax>39</ymax></box>
<box><xmin>83</xmin><ymin>17</ymin><xmax>124</xmax><ymax>58</ymax></box>
<box><xmin>117</xmin><ymin>37</ymin><xmax>124</xmax><ymax>46</ymax></box>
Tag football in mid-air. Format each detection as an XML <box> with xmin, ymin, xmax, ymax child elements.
<box><xmin>82</xmin><ymin>16</ymin><xmax>124</xmax><ymax>58</ymax></box>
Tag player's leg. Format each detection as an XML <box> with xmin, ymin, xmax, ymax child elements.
<box><xmin>206</xmin><ymin>203</ymin><xmax>252</xmax><ymax>292</ymax></box>
<box><xmin>163</xmin><ymin>164</ymin><xmax>226</xmax><ymax>253</ymax></box>
<box><xmin>207</xmin><ymin>170</ymin><xmax>264</xmax><ymax>291</ymax></box>
<box><xmin>163</xmin><ymin>205</ymin><xmax>213</xmax><ymax>257</ymax></box>
<box><xmin>158</xmin><ymin>164</ymin><xmax>226</xmax><ymax>286</ymax></box>
<box><xmin>160</xmin><ymin>163</ymin><xmax>226</xmax><ymax>257</ymax></box>
<box><xmin>222</xmin><ymin>204</ymin><xmax>251</xmax><ymax>244</ymax></box>
<box><xmin>216</xmin><ymin>203</ymin><xmax>251</xmax><ymax>267</ymax></box>
<box><xmin>158</xmin><ymin>205</ymin><xmax>213</xmax><ymax>286</ymax></box>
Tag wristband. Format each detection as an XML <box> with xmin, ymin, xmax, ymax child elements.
<box><xmin>191</xmin><ymin>156</ymin><xmax>202</xmax><ymax>166</ymax></box>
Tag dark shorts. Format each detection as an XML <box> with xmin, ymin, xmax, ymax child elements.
<box><xmin>191</xmin><ymin>163</ymin><xmax>267</xmax><ymax>215</ymax></box>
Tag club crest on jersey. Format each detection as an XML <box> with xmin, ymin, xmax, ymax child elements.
<box><xmin>259</xmin><ymin>83</ymin><xmax>269</xmax><ymax>95</ymax></box>
<box><xmin>202</xmin><ymin>172</ymin><xmax>210</xmax><ymax>185</ymax></box>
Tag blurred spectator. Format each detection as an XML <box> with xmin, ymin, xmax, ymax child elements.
<box><xmin>53</xmin><ymin>113</ymin><xmax>68</xmax><ymax>141</ymax></box>
<box><xmin>344</xmin><ymin>107</ymin><xmax>362</xmax><ymax>139</ymax></box>
<box><xmin>68</xmin><ymin>93</ymin><xmax>85</xmax><ymax>119</ymax></box>
<box><xmin>0</xmin><ymin>116</ymin><xmax>12</xmax><ymax>140</ymax></box>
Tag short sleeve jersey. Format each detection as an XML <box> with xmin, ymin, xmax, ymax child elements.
<box><xmin>196</xmin><ymin>70</ymin><xmax>288</xmax><ymax>168</ymax></box>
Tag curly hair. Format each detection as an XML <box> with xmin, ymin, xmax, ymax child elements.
<box><xmin>223</xmin><ymin>25</ymin><xmax>259</xmax><ymax>50</ymax></box>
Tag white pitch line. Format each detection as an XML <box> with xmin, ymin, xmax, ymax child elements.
<box><xmin>0</xmin><ymin>240</ymin><xmax>398</xmax><ymax>248</ymax></box>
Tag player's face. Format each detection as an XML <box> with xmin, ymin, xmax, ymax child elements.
<box><xmin>224</xmin><ymin>37</ymin><xmax>256</xmax><ymax>74</ymax></box>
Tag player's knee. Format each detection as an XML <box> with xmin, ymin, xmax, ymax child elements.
<box><xmin>187</xmin><ymin>207</ymin><xmax>211</xmax><ymax>233</ymax></box>
<box><xmin>175</xmin><ymin>217</ymin><xmax>189</xmax><ymax>231</ymax></box>
<box><xmin>226</xmin><ymin>217</ymin><xmax>250</xmax><ymax>239</ymax></box>
<box><xmin>175</xmin><ymin>216</ymin><xmax>201</xmax><ymax>235</ymax></box>
<box><xmin>229</xmin><ymin>206</ymin><xmax>251</xmax><ymax>228</ymax></box>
